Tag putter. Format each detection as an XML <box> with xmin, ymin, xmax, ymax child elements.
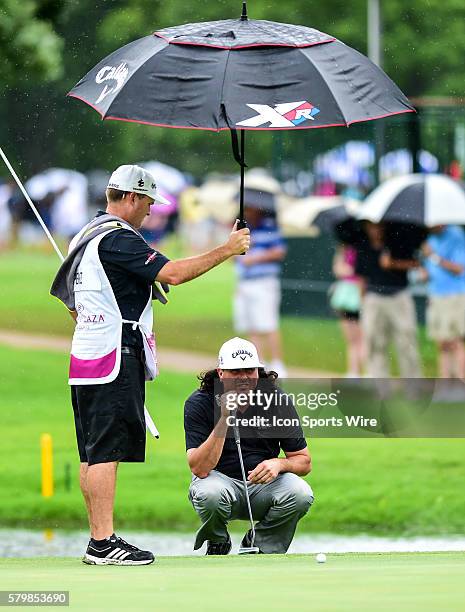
<box><xmin>232</xmin><ymin>418</ymin><xmax>260</xmax><ymax>555</ymax></box>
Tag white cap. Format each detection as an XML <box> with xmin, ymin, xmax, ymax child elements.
<box><xmin>107</xmin><ymin>164</ymin><xmax>171</xmax><ymax>205</ymax></box>
<box><xmin>218</xmin><ymin>337</ymin><xmax>264</xmax><ymax>369</ymax></box>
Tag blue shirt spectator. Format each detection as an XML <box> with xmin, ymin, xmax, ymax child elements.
<box><xmin>235</xmin><ymin>217</ymin><xmax>286</xmax><ymax>281</ymax></box>
<box><xmin>425</xmin><ymin>225</ymin><xmax>465</xmax><ymax>295</ymax></box>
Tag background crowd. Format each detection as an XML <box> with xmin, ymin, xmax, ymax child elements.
<box><xmin>2</xmin><ymin>158</ymin><xmax>465</xmax><ymax>381</ymax></box>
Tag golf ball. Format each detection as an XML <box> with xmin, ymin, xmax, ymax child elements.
<box><xmin>316</xmin><ymin>553</ymin><xmax>327</xmax><ymax>563</ymax></box>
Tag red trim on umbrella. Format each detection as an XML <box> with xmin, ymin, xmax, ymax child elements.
<box><xmin>152</xmin><ymin>33</ymin><xmax>336</xmax><ymax>50</ymax></box>
<box><xmin>345</xmin><ymin>109</ymin><xmax>416</xmax><ymax>126</ymax></box>
<box><xmin>105</xmin><ymin>114</ymin><xmax>224</xmax><ymax>132</ymax></box>
<box><xmin>67</xmin><ymin>92</ymin><xmax>415</xmax><ymax>132</ymax></box>
<box><xmin>67</xmin><ymin>92</ymin><xmax>106</xmax><ymax>118</ymax></box>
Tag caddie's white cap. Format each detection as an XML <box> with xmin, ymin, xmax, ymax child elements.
<box><xmin>218</xmin><ymin>337</ymin><xmax>264</xmax><ymax>369</ymax></box>
<box><xmin>107</xmin><ymin>164</ymin><xmax>171</xmax><ymax>205</ymax></box>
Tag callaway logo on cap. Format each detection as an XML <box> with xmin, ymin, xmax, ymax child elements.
<box><xmin>218</xmin><ymin>337</ymin><xmax>264</xmax><ymax>369</ymax></box>
<box><xmin>107</xmin><ymin>164</ymin><xmax>171</xmax><ymax>205</ymax></box>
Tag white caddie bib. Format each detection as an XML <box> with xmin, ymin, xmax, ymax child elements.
<box><xmin>68</xmin><ymin>225</ymin><xmax>157</xmax><ymax>385</ymax></box>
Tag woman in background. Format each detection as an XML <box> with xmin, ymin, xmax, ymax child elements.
<box><xmin>331</xmin><ymin>244</ymin><xmax>365</xmax><ymax>377</ymax></box>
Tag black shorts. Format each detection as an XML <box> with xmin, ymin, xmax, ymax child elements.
<box><xmin>71</xmin><ymin>354</ymin><xmax>146</xmax><ymax>465</ymax></box>
<box><xmin>338</xmin><ymin>310</ymin><xmax>360</xmax><ymax>321</ymax></box>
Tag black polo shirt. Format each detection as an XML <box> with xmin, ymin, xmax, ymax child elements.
<box><xmin>95</xmin><ymin>212</ymin><xmax>170</xmax><ymax>350</ymax></box>
<box><xmin>355</xmin><ymin>243</ymin><xmax>409</xmax><ymax>296</ymax></box>
<box><xmin>184</xmin><ymin>388</ymin><xmax>307</xmax><ymax>480</ymax></box>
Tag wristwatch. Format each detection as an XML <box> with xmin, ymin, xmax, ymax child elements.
<box><xmin>429</xmin><ymin>253</ymin><xmax>441</xmax><ymax>266</ymax></box>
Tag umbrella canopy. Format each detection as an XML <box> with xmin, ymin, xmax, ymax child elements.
<box><xmin>238</xmin><ymin>188</ymin><xmax>276</xmax><ymax>213</ymax></box>
<box><xmin>281</xmin><ymin>196</ymin><xmax>359</xmax><ymax>234</ymax></box>
<box><xmin>26</xmin><ymin>168</ymin><xmax>89</xmax><ymax>237</ymax></box>
<box><xmin>358</xmin><ymin>174</ymin><xmax>465</xmax><ymax>226</ymax></box>
<box><xmin>68</xmin><ymin>2</ymin><xmax>414</xmax><ymax>223</ymax></box>
<box><xmin>196</xmin><ymin>178</ymin><xmax>238</xmax><ymax>223</ymax></box>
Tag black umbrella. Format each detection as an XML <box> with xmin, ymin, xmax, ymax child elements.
<box><xmin>310</xmin><ymin>200</ymin><xmax>358</xmax><ymax>234</ymax></box>
<box><xmin>335</xmin><ymin>219</ymin><xmax>427</xmax><ymax>257</ymax></box>
<box><xmin>281</xmin><ymin>196</ymin><xmax>359</xmax><ymax>234</ymax></box>
<box><xmin>358</xmin><ymin>173</ymin><xmax>465</xmax><ymax>226</ymax></box>
<box><xmin>237</xmin><ymin>188</ymin><xmax>276</xmax><ymax>213</ymax></box>
<box><xmin>69</xmin><ymin>2</ymin><xmax>414</xmax><ymax>227</ymax></box>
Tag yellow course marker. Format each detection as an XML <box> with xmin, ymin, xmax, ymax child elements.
<box><xmin>41</xmin><ymin>434</ymin><xmax>54</xmax><ymax>498</ymax></box>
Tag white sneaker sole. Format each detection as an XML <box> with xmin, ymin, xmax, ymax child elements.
<box><xmin>83</xmin><ymin>554</ymin><xmax>155</xmax><ymax>566</ymax></box>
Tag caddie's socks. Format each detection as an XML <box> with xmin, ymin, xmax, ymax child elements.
<box><xmin>91</xmin><ymin>533</ymin><xmax>115</xmax><ymax>548</ymax></box>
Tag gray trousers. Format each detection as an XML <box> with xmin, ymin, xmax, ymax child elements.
<box><xmin>189</xmin><ymin>470</ymin><xmax>314</xmax><ymax>554</ymax></box>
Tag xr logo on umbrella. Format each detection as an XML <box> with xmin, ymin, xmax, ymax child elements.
<box><xmin>236</xmin><ymin>101</ymin><xmax>320</xmax><ymax>128</ymax></box>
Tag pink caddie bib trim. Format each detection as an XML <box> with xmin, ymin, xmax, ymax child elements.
<box><xmin>69</xmin><ymin>349</ymin><xmax>117</xmax><ymax>379</ymax></box>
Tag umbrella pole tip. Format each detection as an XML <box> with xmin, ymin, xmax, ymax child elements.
<box><xmin>241</xmin><ymin>1</ymin><xmax>248</xmax><ymax>20</ymax></box>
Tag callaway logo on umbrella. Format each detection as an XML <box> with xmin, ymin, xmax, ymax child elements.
<box><xmin>68</xmin><ymin>1</ymin><xmax>415</xmax><ymax>226</ymax></box>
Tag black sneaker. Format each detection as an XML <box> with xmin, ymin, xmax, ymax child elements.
<box><xmin>206</xmin><ymin>535</ymin><xmax>232</xmax><ymax>556</ymax></box>
<box><xmin>83</xmin><ymin>534</ymin><xmax>155</xmax><ymax>565</ymax></box>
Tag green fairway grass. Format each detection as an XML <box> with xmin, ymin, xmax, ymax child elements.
<box><xmin>0</xmin><ymin>249</ymin><xmax>438</xmax><ymax>374</ymax></box>
<box><xmin>1</xmin><ymin>553</ymin><xmax>464</xmax><ymax>611</ymax></box>
<box><xmin>0</xmin><ymin>344</ymin><xmax>464</xmax><ymax>534</ymax></box>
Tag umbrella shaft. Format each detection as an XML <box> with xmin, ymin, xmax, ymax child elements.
<box><xmin>240</xmin><ymin>129</ymin><xmax>245</xmax><ymax>223</ymax></box>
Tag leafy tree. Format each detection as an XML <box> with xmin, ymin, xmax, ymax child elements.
<box><xmin>0</xmin><ymin>0</ymin><xmax>64</xmax><ymax>84</ymax></box>
<box><xmin>1</xmin><ymin>0</ymin><xmax>465</xmax><ymax>180</ymax></box>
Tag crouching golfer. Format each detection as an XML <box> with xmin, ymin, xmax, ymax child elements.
<box><xmin>184</xmin><ymin>337</ymin><xmax>313</xmax><ymax>554</ymax></box>
<box><xmin>51</xmin><ymin>165</ymin><xmax>250</xmax><ymax>565</ymax></box>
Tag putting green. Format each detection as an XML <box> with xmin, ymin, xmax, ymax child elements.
<box><xmin>0</xmin><ymin>553</ymin><xmax>464</xmax><ymax>611</ymax></box>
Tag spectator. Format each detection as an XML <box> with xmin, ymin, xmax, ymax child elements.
<box><xmin>422</xmin><ymin>225</ymin><xmax>465</xmax><ymax>378</ymax></box>
<box><xmin>355</xmin><ymin>221</ymin><xmax>421</xmax><ymax>378</ymax></box>
<box><xmin>0</xmin><ymin>180</ymin><xmax>13</xmax><ymax>248</ymax></box>
<box><xmin>331</xmin><ymin>244</ymin><xmax>364</xmax><ymax>376</ymax></box>
<box><xmin>234</xmin><ymin>189</ymin><xmax>287</xmax><ymax>378</ymax></box>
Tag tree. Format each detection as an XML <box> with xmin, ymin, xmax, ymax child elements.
<box><xmin>0</xmin><ymin>0</ymin><xmax>64</xmax><ymax>84</ymax></box>
<box><xmin>2</xmin><ymin>0</ymin><xmax>465</xmax><ymax>179</ymax></box>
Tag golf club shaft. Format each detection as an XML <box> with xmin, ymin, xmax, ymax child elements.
<box><xmin>233</xmin><ymin>424</ymin><xmax>256</xmax><ymax>546</ymax></box>
<box><xmin>0</xmin><ymin>146</ymin><xmax>65</xmax><ymax>262</ymax></box>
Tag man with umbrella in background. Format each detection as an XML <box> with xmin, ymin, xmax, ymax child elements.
<box><xmin>354</xmin><ymin>221</ymin><xmax>422</xmax><ymax>379</ymax></box>
<box><xmin>51</xmin><ymin>164</ymin><xmax>250</xmax><ymax>565</ymax></box>
<box><xmin>233</xmin><ymin>174</ymin><xmax>287</xmax><ymax>378</ymax></box>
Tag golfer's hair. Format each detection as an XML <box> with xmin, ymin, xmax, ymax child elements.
<box><xmin>106</xmin><ymin>188</ymin><xmax>128</xmax><ymax>202</ymax></box>
<box><xmin>198</xmin><ymin>368</ymin><xmax>278</xmax><ymax>393</ymax></box>
<box><xmin>106</xmin><ymin>188</ymin><xmax>147</xmax><ymax>202</ymax></box>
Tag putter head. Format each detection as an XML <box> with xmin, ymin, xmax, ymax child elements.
<box><xmin>238</xmin><ymin>546</ymin><xmax>260</xmax><ymax>555</ymax></box>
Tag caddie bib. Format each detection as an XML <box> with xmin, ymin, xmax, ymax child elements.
<box><xmin>68</xmin><ymin>225</ymin><xmax>157</xmax><ymax>385</ymax></box>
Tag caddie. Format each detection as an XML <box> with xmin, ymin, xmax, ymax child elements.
<box><xmin>51</xmin><ymin>164</ymin><xmax>250</xmax><ymax>565</ymax></box>
<box><xmin>184</xmin><ymin>337</ymin><xmax>314</xmax><ymax>555</ymax></box>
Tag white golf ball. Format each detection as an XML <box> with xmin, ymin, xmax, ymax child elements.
<box><xmin>316</xmin><ymin>553</ymin><xmax>327</xmax><ymax>563</ymax></box>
